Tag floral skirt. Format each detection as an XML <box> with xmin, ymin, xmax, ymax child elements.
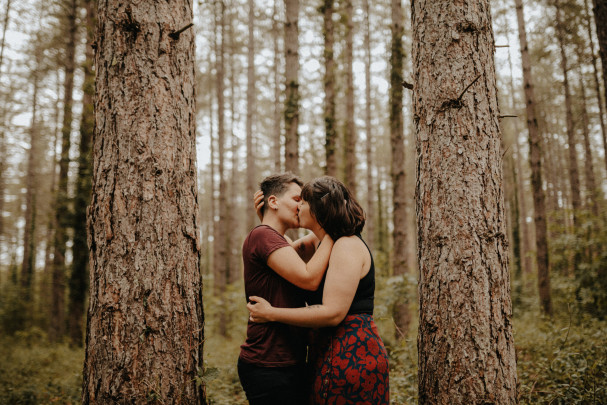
<box><xmin>308</xmin><ymin>314</ymin><xmax>389</xmax><ymax>405</ymax></box>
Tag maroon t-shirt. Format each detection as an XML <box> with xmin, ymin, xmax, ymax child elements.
<box><xmin>239</xmin><ymin>225</ymin><xmax>306</xmax><ymax>366</ymax></box>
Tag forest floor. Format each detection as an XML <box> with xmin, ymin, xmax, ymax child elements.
<box><xmin>0</xmin><ymin>275</ymin><xmax>605</xmax><ymax>404</ymax></box>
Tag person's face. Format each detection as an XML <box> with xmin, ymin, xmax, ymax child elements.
<box><xmin>297</xmin><ymin>199</ymin><xmax>317</xmax><ymax>230</ymax></box>
<box><xmin>275</xmin><ymin>182</ymin><xmax>302</xmax><ymax>229</ymax></box>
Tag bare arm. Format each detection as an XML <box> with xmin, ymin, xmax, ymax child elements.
<box><xmin>249</xmin><ymin>236</ymin><xmax>366</xmax><ymax>327</ymax></box>
<box><xmin>266</xmin><ymin>233</ymin><xmax>333</xmax><ymax>291</ymax></box>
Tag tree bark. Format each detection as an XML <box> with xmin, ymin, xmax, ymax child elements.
<box><xmin>50</xmin><ymin>0</ymin><xmax>78</xmax><ymax>342</ymax></box>
<box><xmin>322</xmin><ymin>0</ymin><xmax>337</xmax><ymax>177</ymax></box>
<box><xmin>343</xmin><ymin>0</ymin><xmax>356</xmax><ymax>193</ymax></box>
<box><xmin>515</xmin><ymin>0</ymin><xmax>552</xmax><ymax>315</ymax></box>
<box><xmin>592</xmin><ymin>0</ymin><xmax>607</xmax><ymax>148</ymax></box>
<box><xmin>390</xmin><ymin>0</ymin><xmax>409</xmax><ymax>337</ymax></box>
<box><xmin>68</xmin><ymin>0</ymin><xmax>96</xmax><ymax>348</ymax></box>
<box><xmin>83</xmin><ymin>0</ymin><xmax>205</xmax><ymax>402</ymax></box>
<box><xmin>363</xmin><ymin>0</ymin><xmax>374</xmax><ymax>251</ymax></box>
<box><xmin>585</xmin><ymin>0</ymin><xmax>607</xmax><ymax>176</ymax></box>
<box><xmin>555</xmin><ymin>2</ymin><xmax>582</xmax><ymax>227</ymax></box>
<box><xmin>412</xmin><ymin>0</ymin><xmax>518</xmax><ymax>402</ymax></box>
<box><xmin>21</xmin><ymin>58</ymin><xmax>41</xmax><ymax>301</ymax></box>
<box><xmin>284</xmin><ymin>0</ymin><xmax>299</xmax><ymax>173</ymax></box>
<box><xmin>246</xmin><ymin>0</ymin><xmax>256</xmax><ymax>232</ymax></box>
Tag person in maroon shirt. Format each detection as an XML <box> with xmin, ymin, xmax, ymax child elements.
<box><xmin>238</xmin><ymin>173</ymin><xmax>334</xmax><ymax>405</ymax></box>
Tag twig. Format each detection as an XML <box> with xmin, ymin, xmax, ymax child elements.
<box><xmin>391</xmin><ymin>317</ymin><xmax>407</xmax><ymax>340</ymax></box>
<box><xmin>457</xmin><ymin>74</ymin><xmax>482</xmax><ymax>102</ymax></box>
<box><xmin>402</xmin><ymin>80</ymin><xmax>414</xmax><ymax>90</ymax></box>
<box><xmin>495</xmin><ymin>45</ymin><xmax>510</xmax><ymax>48</ymax></box>
<box><xmin>169</xmin><ymin>23</ymin><xmax>194</xmax><ymax>40</ymax></box>
<box><xmin>499</xmin><ymin>114</ymin><xmax>518</xmax><ymax>118</ymax></box>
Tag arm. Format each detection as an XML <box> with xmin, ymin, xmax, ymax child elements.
<box><xmin>249</xmin><ymin>237</ymin><xmax>364</xmax><ymax>327</ymax></box>
<box><xmin>266</xmin><ymin>233</ymin><xmax>333</xmax><ymax>291</ymax></box>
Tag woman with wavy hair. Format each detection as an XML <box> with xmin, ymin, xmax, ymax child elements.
<box><xmin>248</xmin><ymin>176</ymin><xmax>389</xmax><ymax>405</ymax></box>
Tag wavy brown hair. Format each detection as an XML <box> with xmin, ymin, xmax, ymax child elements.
<box><xmin>301</xmin><ymin>176</ymin><xmax>365</xmax><ymax>240</ymax></box>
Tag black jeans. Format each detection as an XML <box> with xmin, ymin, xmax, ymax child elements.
<box><xmin>237</xmin><ymin>358</ymin><xmax>307</xmax><ymax>405</ymax></box>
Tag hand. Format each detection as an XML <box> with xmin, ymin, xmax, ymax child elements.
<box><xmin>254</xmin><ymin>190</ymin><xmax>264</xmax><ymax>222</ymax></box>
<box><xmin>247</xmin><ymin>296</ymin><xmax>274</xmax><ymax>323</ymax></box>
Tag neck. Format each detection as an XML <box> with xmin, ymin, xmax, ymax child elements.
<box><xmin>261</xmin><ymin>213</ymin><xmax>289</xmax><ymax>235</ymax></box>
<box><xmin>309</xmin><ymin>223</ymin><xmax>327</xmax><ymax>242</ymax></box>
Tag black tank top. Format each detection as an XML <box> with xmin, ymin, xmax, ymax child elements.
<box><xmin>306</xmin><ymin>235</ymin><xmax>375</xmax><ymax>315</ymax></box>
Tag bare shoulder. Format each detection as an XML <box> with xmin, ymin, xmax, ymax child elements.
<box><xmin>333</xmin><ymin>235</ymin><xmax>366</xmax><ymax>255</ymax></box>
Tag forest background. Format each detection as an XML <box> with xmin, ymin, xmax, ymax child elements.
<box><xmin>0</xmin><ymin>0</ymin><xmax>606</xmax><ymax>403</ymax></box>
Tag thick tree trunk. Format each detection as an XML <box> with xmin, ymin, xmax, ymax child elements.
<box><xmin>390</xmin><ymin>0</ymin><xmax>409</xmax><ymax>338</ymax></box>
<box><xmin>412</xmin><ymin>0</ymin><xmax>518</xmax><ymax>402</ymax></box>
<box><xmin>83</xmin><ymin>1</ymin><xmax>205</xmax><ymax>402</ymax></box>
<box><xmin>515</xmin><ymin>0</ymin><xmax>552</xmax><ymax>315</ymax></box>
<box><xmin>21</xmin><ymin>65</ymin><xmax>40</xmax><ymax>300</ymax></box>
<box><xmin>50</xmin><ymin>0</ymin><xmax>78</xmax><ymax>342</ymax></box>
<box><xmin>322</xmin><ymin>0</ymin><xmax>337</xmax><ymax>177</ymax></box>
<box><xmin>585</xmin><ymin>0</ymin><xmax>607</xmax><ymax>176</ymax></box>
<box><xmin>343</xmin><ymin>0</ymin><xmax>356</xmax><ymax>193</ymax></box>
<box><xmin>555</xmin><ymin>3</ymin><xmax>582</xmax><ymax>227</ymax></box>
<box><xmin>68</xmin><ymin>0</ymin><xmax>95</xmax><ymax>348</ymax></box>
<box><xmin>284</xmin><ymin>0</ymin><xmax>299</xmax><ymax>173</ymax></box>
<box><xmin>246</xmin><ymin>0</ymin><xmax>255</xmax><ymax>232</ymax></box>
<box><xmin>363</xmin><ymin>0</ymin><xmax>374</xmax><ymax>251</ymax></box>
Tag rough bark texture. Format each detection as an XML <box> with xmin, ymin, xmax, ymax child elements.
<box><xmin>412</xmin><ymin>0</ymin><xmax>518</xmax><ymax>403</ymax></box>
<box><xmin>515</xmin><ymin>0</ymin><xmax>552</xmax><ymax>315</ymax></box>
<box><xmin>284</xmin><ymin>0</ymin><xmax>299</xmax><ymax>173</ymax></box>
<box><xmin>68</xmin><ymin>0</ymin><xmax>96</xmax><ymax>348</ymax></box>
<box><xmin>555</xmin><ymin>3</ymin><xmax>582</xmax><ymax>227</ymax></box>
<box><xmin>586</xmin><ymin>0</ymin><xmax>607</xmax><ymax>175</ymax></box>
<box><xmin>390</xmin><ymin>0</ymin><xmax>409</xmax><ymax>337</ymax></box>
<box><xmin>322</xmin><ymin>0</ymin><xmax>337</xmax><ymax>177</ymax></box>
<box><xmin>363</xmin><ymin>0</ymin><xmax>374</xmax><ymax>251</ymax></box>
<box><xmin>50</xmin><ymin>0</ymin><xmax>78</xmax><ymax>342</ymax></box>
<box><xmin>83</xmin><ymin>0</ymin><xmax>205</xmax><ymax>402</ymax></box>
<box><xmin>245</xmin><ymin>0</ymin><xmax>255</xmax><ymax>232</ymax></box>
<box><xmin>343</xmin><ymin>0</ymin><xmax>356</xmax><ymax>193</ymax></box>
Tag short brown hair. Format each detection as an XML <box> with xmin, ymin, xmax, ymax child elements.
<box><xmin>259</xmin><ymin>172</ymin><xmax>303</xmax><ymax>217</ymax></box>
<box><xmin>301</xmin><ymin>176</ymin><xmax>365</xmax><ymax>240</ymax></box>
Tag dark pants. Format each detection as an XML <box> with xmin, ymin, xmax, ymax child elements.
<box><xmin>237</xmin><ymin>358</ymin><xmax>307</xmax><ymax>405</ymax></box>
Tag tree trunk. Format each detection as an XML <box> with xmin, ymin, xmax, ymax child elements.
<box><xmin>343</xmin><ymin>0</ymin><xmax>356</xmax><ymax>193</ymax></box>
<box><xmin>68</xmin><ymin>0</ymin><xmax>95</xmax><ymax>348</ymax></box>
<box><xmin>284</xmin><ymin>0</ymin><xmax>299</xmax><ymax>173</ymax></box>
<box><xmin>363</xmin><ymin>0</ymin><xmax>374</xmax><ymax>251</ymax></box>
<box><xmin>83</xmin><ymin>0</ymin><xmax>205</xmax><ymax>402</ymax></box>
<box><xmin>592</xmin><ymin>0</ymin><xmax>607</xmax><ymax>146</ymax></box>
<box><xmin>576</xmin><ymin>54</ymin><xmax>600</xmax><ymax>217</ymax></box>
<box><xmin>273</xmin><ymin>0</ymin><xmax>282</xmax><ymax>171</ymax></box>
<box><xmin>20</xmin><ymin>60</ymin><xmax>40</xmax><ymax>301</ymax></box>
<box><xmin>390</xmin><ymin>0</ymin><xmax>409</xmax><ymax>338</ymax></box>
<box><xmin>412</xmin><ymin>0</ymin><xmax>518</xmax><ymax>402</ymax></box>
<box><xmin>585</xmin><ymin>0</ymin><xmax>607</xmax><ymax>176</ymax></box>
<box><xmin>555</xmin><ymin>2</ymin><xmax>582</xmax><ymax>227</ymax></box>
<box><xmin>0</xmin><ymin>0</ymin><xmax>11</xmax><ymax>71</ymax></box>
<box><xmin>322</xmin><ymin>0</ymin><xmax>337</xmax><ymax>177</ymax></box>
<box><xmin>50</xmin><ymin>0</ymin><xmax>78</xmax><ymax>342</ymax></box>
<box><xmin>214</xmin><ymin>0</ymin><xmax>228</xmax><ymax>337</ymax></box>
<box><xmin>515</xmin><ymin>0</ymin><xmax>552</xmax><ymax>315</ymax></box>
<box><xmin>246</xmin><ymin>0</ymin><xmax>255</xmax><ymax>232</ymax></box>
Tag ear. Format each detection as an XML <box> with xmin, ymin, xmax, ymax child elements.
<box><xmin>267</xmin><ymin>195</ymin><xmax>279</xmax><ymax>210</ymax></box>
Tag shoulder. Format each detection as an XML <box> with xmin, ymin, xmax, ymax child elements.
<box><xmin>333</xmin><ymin>235</ymin><xmax>365</xmax><ymax>255</ymax></box>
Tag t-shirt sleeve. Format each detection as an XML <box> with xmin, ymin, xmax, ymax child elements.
<box><xmin>252</xmin><ymin>226</ymin><xmax>291</xmax><ymax>262</ymax></box>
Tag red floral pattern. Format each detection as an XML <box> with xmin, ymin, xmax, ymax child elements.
<box><xmin>308</xmin><ymin>314</ymin><xmax>389</xmax><ymax>405</ymax></box>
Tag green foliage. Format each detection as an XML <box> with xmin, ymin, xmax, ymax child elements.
<box><xmin>0</xmin><ymin>332</ymin><xmax>83</xmax><ymax>404</ymax></box>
